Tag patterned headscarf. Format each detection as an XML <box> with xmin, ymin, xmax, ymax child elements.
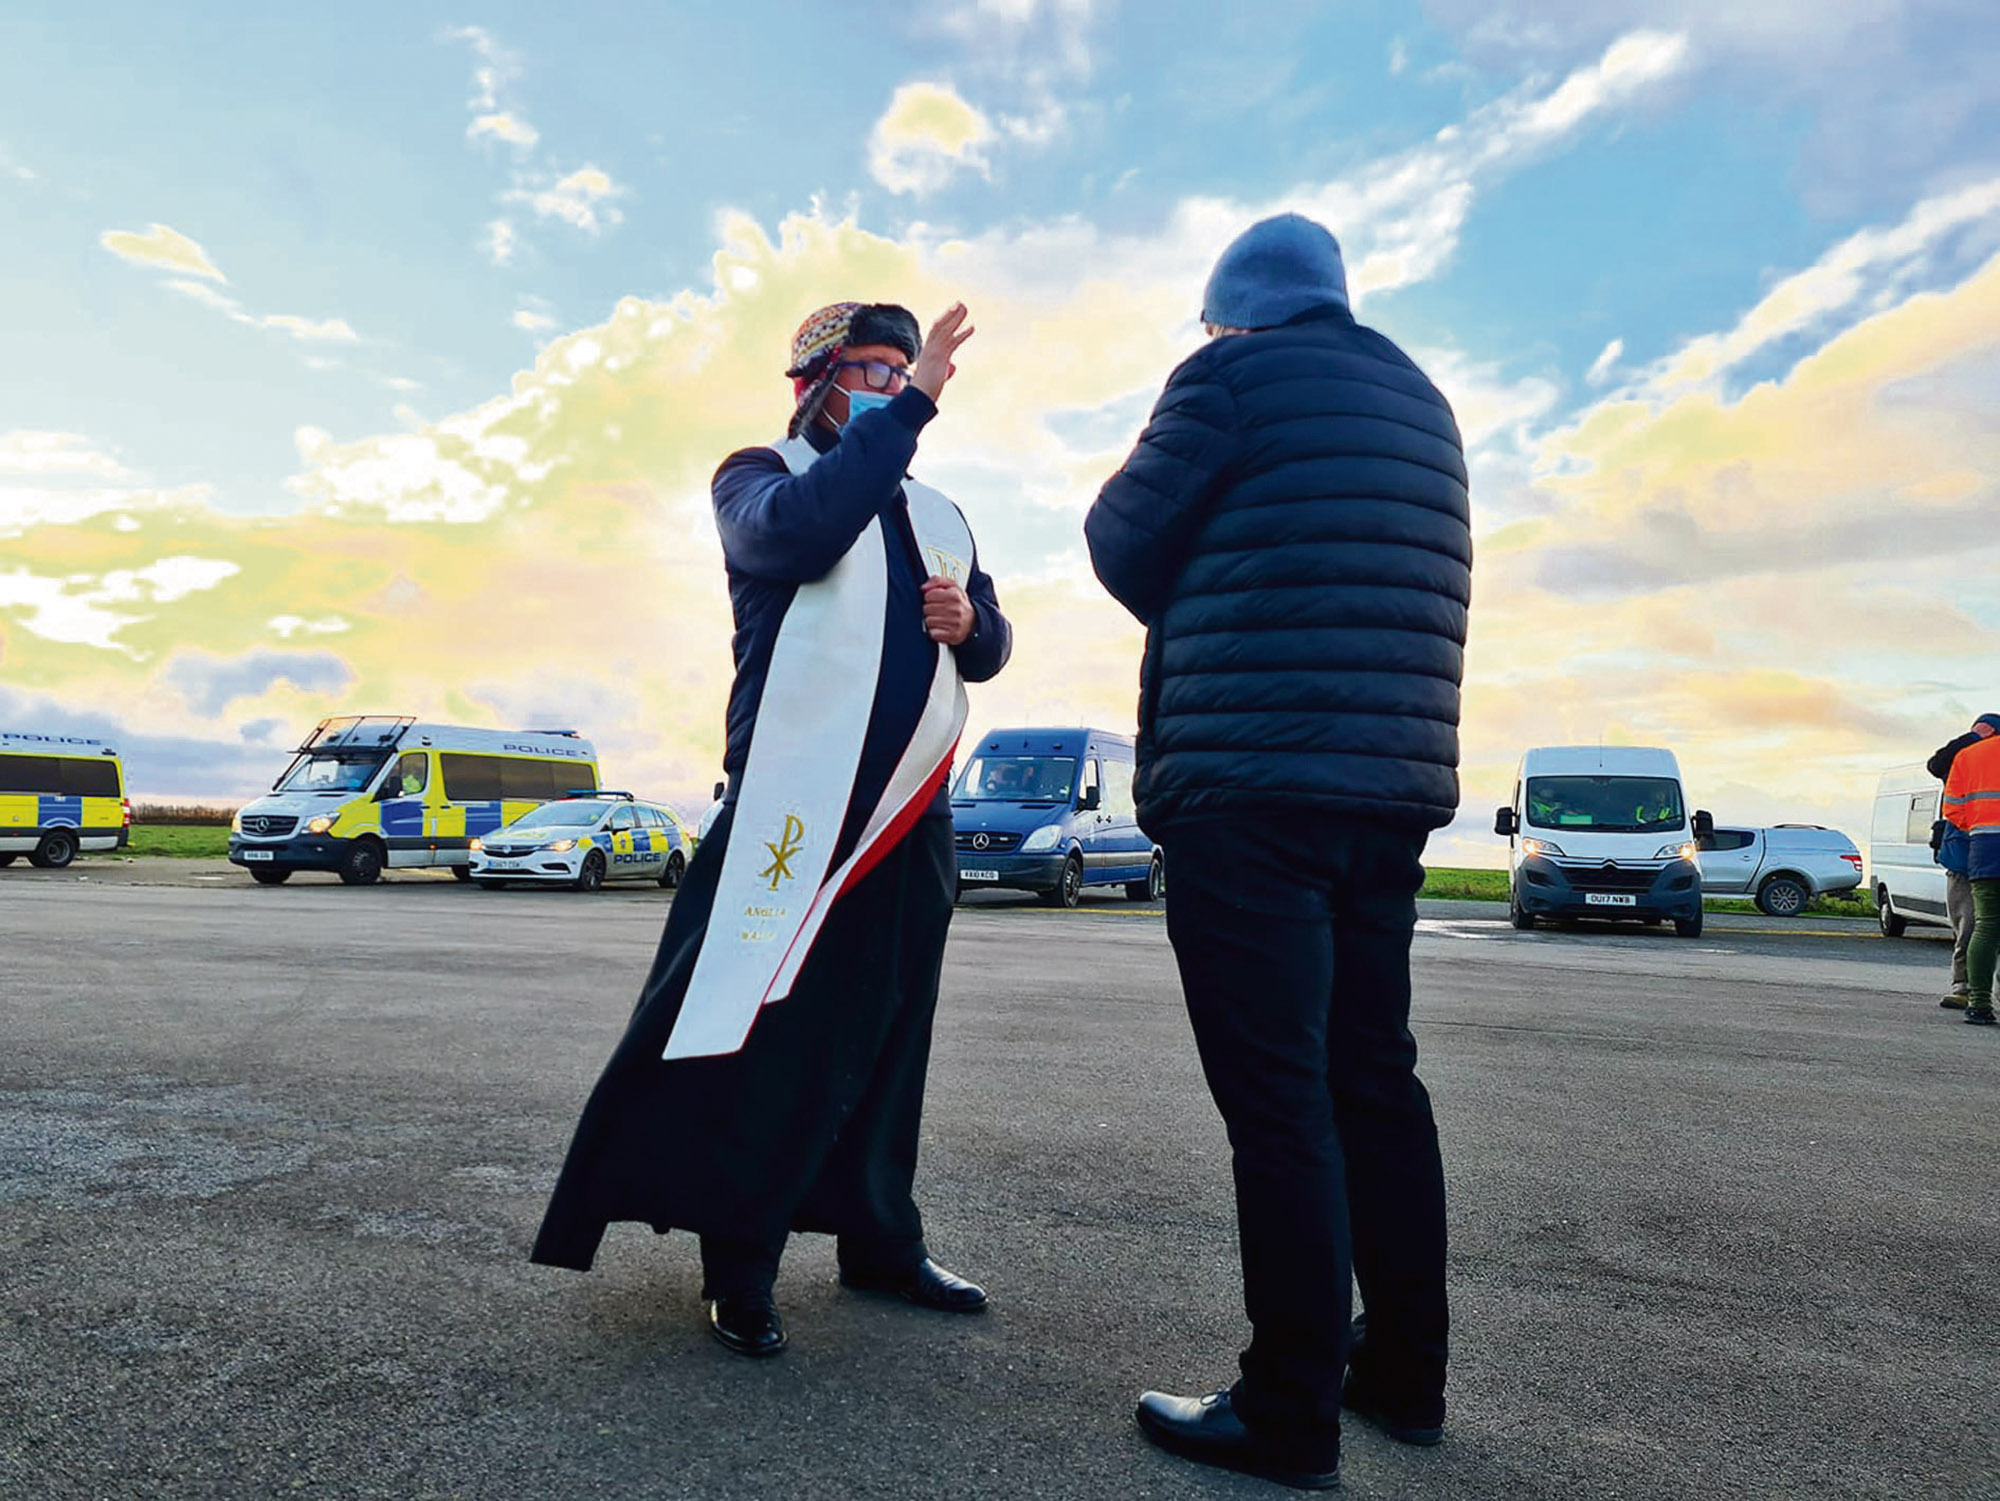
<box><xmin>785</xmin><ymin>302</ymin><xmax>922</xmax><ymax>437</ymax></box>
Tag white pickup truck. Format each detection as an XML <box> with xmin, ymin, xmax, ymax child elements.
<box><xmin>1697</xmin><ymin>824</ymin><xmax>1864</xmax><ymax>916</ymax></box>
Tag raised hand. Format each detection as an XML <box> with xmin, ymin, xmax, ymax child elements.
<box><xmin>910</xmin><ymin>303</ymin><xmax>975</xmax><ymax>404</ymax></box>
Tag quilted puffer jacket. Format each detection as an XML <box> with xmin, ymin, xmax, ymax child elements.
<box><xmin>1085</xmin><ymin>304</ymin><xmax>1472</xmax><ymax>831</ymax></box>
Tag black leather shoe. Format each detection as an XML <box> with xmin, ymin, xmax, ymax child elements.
<box><xmin>708</xmin><ymin>1294</ymin><xmax>786</xmax><ymax>1357</ymax></box>
<box><xmin>1135</xmin><ymin>1389</ymin><xmax>1340</xmax><ymax>1491</ymax></box>
<box><xmin>839</xmin><ymin>1257</ymin><xmax>988</xmax><ymax>1313</ymax></box>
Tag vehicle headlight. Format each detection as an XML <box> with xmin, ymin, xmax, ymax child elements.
<box><xmin>543</xmin><ymin>838</ymin><xmax>577</xmax><ymax>853</ymax></box>
<box><xmin>1020</xmin><ymin>824</ymin><xmax>1062</xmax><ymax>853</ymax></box>
<box><xmin>1655</xmin><ymin>841</ymin><xmax>1698</xmax><ymax>861</ymax></box>
<box><xmin>1521</xmin><ymin>837</ymin><xmax>1565</xmax><ymax>858</ymax></box>
<box><xmin>230</xmin><ymin>810</ymin><xmax>243</xmax><ymax>833</ymax></box>
<box><xmin>468</xmin><ymin>838</ymin><xmax>483</xmax><ymax>853</ymax></box>
<box><xmin>305</xmin><ymin>815</ymin><xmax>334</xmax><ymax>835</ymax></box>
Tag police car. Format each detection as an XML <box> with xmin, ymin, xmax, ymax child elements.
<box><xmin>468</xmin><ymin>792</ymin><xmax>690</xmax><ymax>892</ymax></box>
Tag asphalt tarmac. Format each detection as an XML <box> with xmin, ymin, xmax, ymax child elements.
<box><xmin>2</xmin><ymin>863</ymin><xmax>1993</xmax><ymax>1499</ymax></box>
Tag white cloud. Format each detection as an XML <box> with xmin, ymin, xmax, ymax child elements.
<box><xmin>469</xmin><ymin>112</ymin><xmax>539</xmax><ymax>148</ymax></box>
<box><xmin>0</xmin><ymin>432</ymin><xmax>133</xmax><ymax>480</ymax></box>
<box><xmin>100</xmin><ymin>223</ymin><xmax>226</xmax><ymax>282</ymax></box>
<box><xmin>1586</xmin><ymin>337</ymin><xmax>1623</xmax><ymax>385</ymax></box>
<box><xmin>268</xmin><ymin>614</ymin><xmax>350</xmax><ymax>639</ymax></box>
<box><xmin>513</xmin><ymin>308</ymin><xmax>557</xmax><ymax>333</ymax></box>
<box><xmin>0</xmin><ymin>556</ymin><xmax>239</xmax><ymax>652</ymax></box>
<box><xmin>1390</xmin><ymin>38</ymin><xmax>1411</xmax><ymax>75</ymax></box>
<box><xmin>510</xmin><ymin>166</ymin><xmax>625</xmax><ymax>233</ymax></box>
<box><xmin>483</xmin><ymin>219</ymin><xmax>520</xmax><ymax>266</ymax></box>
<box><xmin>1647</xmin><ymin>174</ymin><xmax>2000</xmax><ymax>396</ymax></box>
<box><xmin>163</xmin><ymin>279</ymin><xmax>362</xmax><ymax>344</ymax></box>
<box><xmin>869</xmin><ymin>82</ymin><xmax>997</xmax><ymax>195</ymax></box>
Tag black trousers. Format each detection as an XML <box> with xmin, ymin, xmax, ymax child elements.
<box><xmin>699</xmin><ymin>816</ymin><xmax>954</xmax><ymax>1298</ymax></box>
<box><xmin>1159</xmin><ymin>812</ymin><xmax>1448</xmax><ymax>1457</ymax></box>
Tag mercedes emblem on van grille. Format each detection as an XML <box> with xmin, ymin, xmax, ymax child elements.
<box><xmin>971</xmin><ymin>832</ymin><xmax>991</xmax><ymax>850</ymax></box>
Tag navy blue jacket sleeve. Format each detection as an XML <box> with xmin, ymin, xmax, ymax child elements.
<box><xmin>1084</xmin><ymin>350</ymin><xmax>1240</xmax><ymax>624</ymax></box>
<box><xmin>712</xmin><ymin>389</ymin><xmax>937</xmax><ymax>582</ymax></box>
<box><xmin>952</xmin><ymin>538</ymin><xmax>1011</xmax><ymax>684</ymax></box>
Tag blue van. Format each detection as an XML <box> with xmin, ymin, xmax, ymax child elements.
<box><xmin>950</xmin><ymin>727</ymin><xmax>1163</xmax><ymax>907</ymax></box>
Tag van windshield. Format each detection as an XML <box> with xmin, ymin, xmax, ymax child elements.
<box><xmin>1526</xmin><ymin>775</ymin><xmax>1684</xmax><ymax>833</ymax></box>
<box><xmin>954</xmin><ymin>755</ymin><xmax>1078</xmax><ymax>803</ymax></box>
<box><xmin>509</xmin><ymin>801</ymin><xmax>609</xmax><ymax>828</ymax></box>
<box><xmin>276</xmin><ymin>752</ymin><xmax>388</xmax><ymax>794</ymax></box>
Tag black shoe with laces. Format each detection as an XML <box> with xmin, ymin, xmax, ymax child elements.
<box><xmin>1135</xmin><ymin>1388</ymin><xmax>1341</xmax><ymax>1491</ymax></box>
<box><xmin>1966</xmin><ymin>1001</ymin><xmax>1997</xmax><ymax>1025</ymax></box>
<box><xmin>708</xmin><ymin>1293</ymin><xmax>786</xmax><ymax>1357</ymax></box>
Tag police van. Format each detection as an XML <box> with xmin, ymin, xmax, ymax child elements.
<box><xmin>0</xmin><ymin>730</ymin><xmax>130</xmax><ymax>869</ymax></box>
<box><xmin>228</xmin><ymin>717</ymin><xmax>598</xmax><ymax>886</ymax></box>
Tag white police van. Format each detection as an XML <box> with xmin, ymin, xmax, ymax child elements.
<box><xmin>229</xmin><ymin>717</ymin><xmax>599</xmax><ymax>885</ymax></box>
<box><xmin>469</xmin><ymin>792</ymin><xmax>691</xmax><ymax>892</ymax></box>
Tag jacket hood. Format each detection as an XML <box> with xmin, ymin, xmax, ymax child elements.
<box><xmin>1201</xmin><ymin>213</ymin><xmax>1350</xmax><ymax>330</ymax></box>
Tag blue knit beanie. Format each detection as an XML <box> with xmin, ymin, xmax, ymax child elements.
<box><xmin>1977</xmin><ymin>713</ymin><xmax>2000</xmax><ymax>734</ymax></box>
<box><xmin>1201</xmin><ymin>213</ymin><xmax>1350</xmax><ymax>329</ymax></box>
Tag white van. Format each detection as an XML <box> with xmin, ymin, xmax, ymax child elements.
<box><xmin>1494</xmin><ymin>745</ymin><xmax>1713</xmax><ymax>937</ymax></box>
<box><xmin>1868</xmin><ymin>763</ymin><xmax>1951</xmax><ymax>937</ymax></box>
<box><xmin>229</xmin><ymin>716</ymin><xmax>598</xmax><ymax>886</ymax></box>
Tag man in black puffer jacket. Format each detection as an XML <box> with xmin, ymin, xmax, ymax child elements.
<box><xmin>1087</xmin><ymin>213</ymin><xmax>1470</xmax><ymax>1492</ymax></box>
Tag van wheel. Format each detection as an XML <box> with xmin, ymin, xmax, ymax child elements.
<box><xmin>30</xmin><ymin>831</ymin><xmax>78</xmax><ymax>869</ymax></box>
<box><xmin>1675</xmin><ymin>911</ymin><xmax>1704</xmax><ymax>938</ymax></box>
<box><xmin>1877</xmin><ymin>888</ymin><xmax>1906</xmax><ymax>937</ymax></box>
<box><xmin>1126</xmin><ymin>854</ymin><xmax>1165</xmax><ymax>902</ymax></box>
<box><xmin>659</xmin><ymin>851</ymin><xmax>685</xmax><ymax>890</ymax></box>
<box><xmin>337</xmin><ymin>839</ymin><xmax>384</xmax><ymax>886</ymax></box>
<box><xmin>1041</xmin><ymin>854</ymin><xmax>1084</xmax><ymax>909</ymax></box>
<box><xmin>450</xmin><ymin>864</ymin><xmax>472</xmax><ymax>882</ymax></box>
<box><xmin>574</xmin><ymin>852</ymin><xmax>606</xmax><ymax>893</ymax></box>
<box><xmin>249</xmin><ymin>868</ymin><xmax>292</xmax><ymax>885</ymax></box>
<box><xmin>1509</xmin><ymin>889</ymin><xmax>1535</xmax><ymax>930</ymax></box>
<box><xmin>1755</xmin><ymin>875</ymin><xmax>1808</xmax><ymax>917</ymax></box>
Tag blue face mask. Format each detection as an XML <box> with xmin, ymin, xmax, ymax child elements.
<box><xmin>842</xmin><ymin>388</ymin><xmax>895</xmax><ymax>424</ymax></box>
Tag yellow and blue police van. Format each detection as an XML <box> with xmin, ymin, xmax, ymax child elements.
<box><xmin>0</xmin><ymin>730</ymin><xmax>130</xmax><ymax>869</ymax></box>
<box><xmin>228</xmin><ymin>716</ymin><xmax>598</xmax><ymax>886</ymax></box>
<box><xmin>468</xmin><ymin>791</ymin><xmax>692</xmax><ymax>891</ymax></box>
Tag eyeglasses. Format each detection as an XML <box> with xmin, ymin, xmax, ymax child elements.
<box><xmin>835</xmin><ymin>359</ymin><xmax>913</xmax><ymax>391</ymax></box>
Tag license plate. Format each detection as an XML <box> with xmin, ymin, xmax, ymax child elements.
<box><xmin>1585</xmin><ymin>893</ymin><xmax>1637</xmax><ymax>906</ymax></box>
<box><xmin>487</xmin><ymin>859</ymin><xmax>522</xmax><ymax>870</ymax></box>
<box><xmin>241</xmin><ymin>850</ymin><xmax>274</xmax><ymax>862</ymax></box>
<box><xmin>961</xmin><ymin>869</ymin><xmax>1000</xmax><ymax>881</ymax></box>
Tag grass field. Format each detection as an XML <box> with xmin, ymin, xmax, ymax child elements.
<box><xmin>105</xmin><ymin>826</ymin><xmax>1877</xmax><ymax>917</ymax></box>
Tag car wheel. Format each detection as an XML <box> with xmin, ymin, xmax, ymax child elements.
<box><xmin>1509</xmin><ymin>887</ymin><xmax>1535</xmax><ymax>930</ymax></box>
<box><xmin>336</xmin><ymin>839</ymin><xmax>384</xmax><ymax>886</ymax></box>
<box><xmin>30</xmin><ymin>831</ymin><xmax>78</xmax><ymax>869</ymax></box>
<box><xmin>1754</xmin><ymin>875</ymin><xmax>1808</xmax><ymax>917</ymax></box>
<box><xmin>1126</xmin><ymin>854</ymin><xmax>1165</xmax><ymax>902</ymax></box>
<box><xmin>249</xmin><ymin>868</ymin><xmax>292</xmax><ymax>886</ymax></box>
<box><xmin>658</xmin><ymin>851</ymin><xmax>685</xmax><ymax>890</ymax></box>
<box><xmin>1040</xmin><ymin>853</ymin><xmax>1084</xmax><ymax>909</ymax></box>
<box><xmin>0</xmin><ymin>853</ymin><xmax>16</xmax><ymax>866</ymax></box>
<box><xmin>574</xmin><ymin>852</ymin><xmax>606</xmax><ymax>893</ymax></box>
<box><xmin>450</xmin><ymin>864</ymin><xmax>473</xmax><ymax>882</ymax></box>
<box><xmin>1877</xmin><ymin>888</ymin><xmax>1906</xmax><ymax>938</ymax></box>
<box><xmin>1674</xmin><ymin>910</ymin><xmax>1704</xmax><ymax>938</ymax></box>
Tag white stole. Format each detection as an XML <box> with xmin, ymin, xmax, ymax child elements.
<box><xmin>664</xmin><ymin>438</ymin><xmax>973</xmax><ymax>1060</ymax></box>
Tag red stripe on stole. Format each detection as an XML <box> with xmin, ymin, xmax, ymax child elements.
<box><xmin>832</xmin><ymin>738</ymin><xmax>960</xmax><ymax>900</ymax></box>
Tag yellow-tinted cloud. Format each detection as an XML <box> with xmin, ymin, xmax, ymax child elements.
<box><xmin>469</xmin><ymin>112</ymin><xmax>539</xmax><ymax>148</ymax></box>
<box><xmin>100</xmin><ymin>223</ymin><xmax>226</xmax><ymax>281</ymax></box>
<box><xmin>868</xmin><ymin>82</ymin><xmax>997</xmax><ymax>195</ymax></box>
<box><xmin>512</xmin><ymin>167</ymin><xmax>624</xmax><ymax>233</ymax></box>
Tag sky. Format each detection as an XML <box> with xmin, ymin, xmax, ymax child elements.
<box><xmin>2</xmin><ymin>0</ymin><xmax>1996</xmax><ymax>866</ymax></box>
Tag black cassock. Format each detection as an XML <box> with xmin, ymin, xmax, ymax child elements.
<box><xmin>530</xmin><ymin>804</ymin><xmax>955</xmax><ymax>1272</ymax></box>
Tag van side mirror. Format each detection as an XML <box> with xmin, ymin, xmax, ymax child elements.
<box><xmin>1494</xmin><ymin>807</ymin><xmax>1518</xmax><ymax>837</ymax></box>
<box><xmin>1078</xmin><ymin>787</ymin><xmax>1101</xmax><ymax>813</ymax></box>
<box><xmin>712</xmin><ymin>781</ymin><xmax>725</xmax><ymax>800</ymax></box>
<box><xmin>1692</xmin><ymin>809</ymin><xmax>1714</xmax><ymax>842</ymax></box>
